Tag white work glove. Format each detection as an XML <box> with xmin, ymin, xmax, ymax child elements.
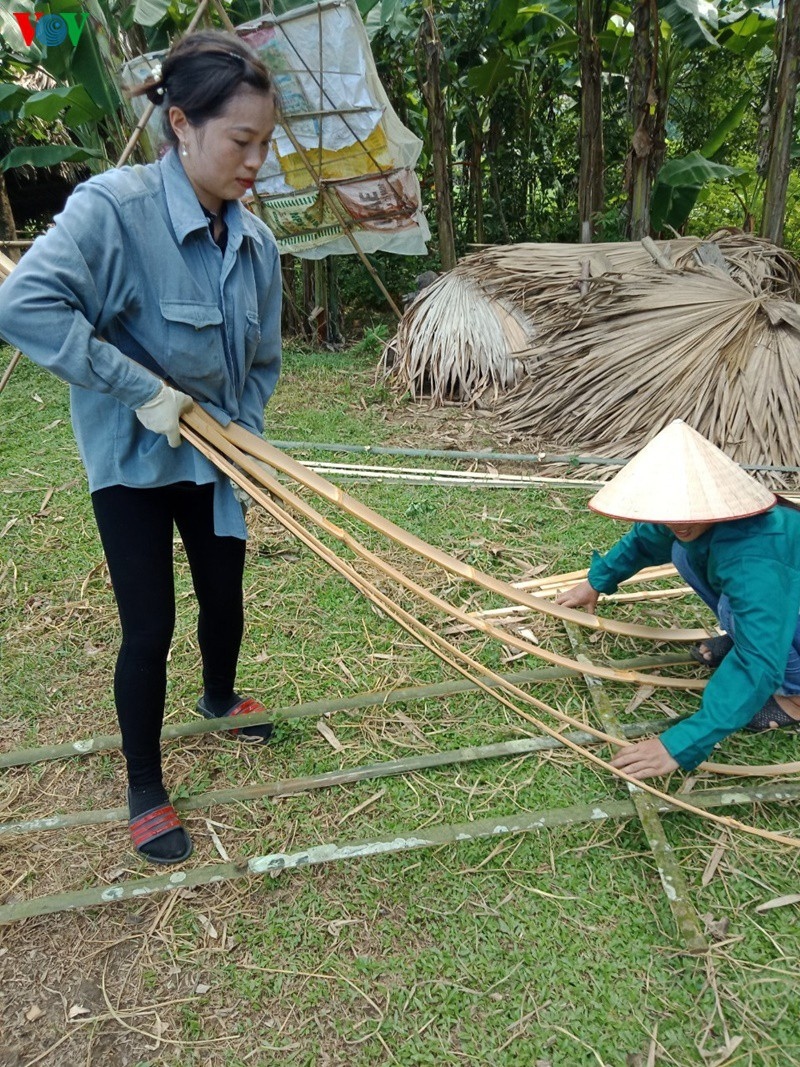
<box><xmin>230</xmin><ymin>460</ymin><xmax>279</xmax><ymax>508</ymax></box>
<box><xmin>135</xmin><ymin>384</ymin><xmax>193</xmax><ymax>448</ymax></box>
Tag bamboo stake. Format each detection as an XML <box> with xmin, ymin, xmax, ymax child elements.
<box><xmin>3</xmin><ymin>783</ymin><xmax>798</xmax><ymax>924</ymax></box>
<box><xmin>565</xmin><ymin>622</ymin><xmax>709</xmax><ymax>954</ymax></box>
<box><xmin>179</xmin><ymin>420</ymin><xmax>800</xmax><ymax>848</ymax></box>
<box><xmin>0</xmin><ymin>717</ymin><xmax>681</xmax><ymax>839</ymax></box>
<box><xmin>201</xmin><ymin>411</ymin><xmax>713</xmax><ymax>643</ymax></box>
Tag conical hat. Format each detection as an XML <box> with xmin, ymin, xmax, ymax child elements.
<box><xmin>588</xmin><ymin>420</ymin><xmax>776</xmax><ymax>523</ymax></box>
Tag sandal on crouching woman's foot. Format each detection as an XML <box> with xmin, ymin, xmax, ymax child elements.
<box><xmin>128</xmin><ymin>787</ymin><xmax>193</xmax><ymax>865</ymax></box>
<box><xmin>690</xmin><ymin>634</ymin><xmax>734</xmax><ymax>669</ymax></box>
<box><xmin>745</xmin><ymin>696</ymin><xmax>800</xmax><ymax>733</ymax></box>
<box><xmin>196</xmin><ymin>693</ymin><xmax>273</xmax><ymax>743</ymax></box>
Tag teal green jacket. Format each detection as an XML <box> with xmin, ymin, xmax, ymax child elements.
<box><xmin>587</xmin><ymin>506</ymin><xmax>800</xmax><ymax>769</ymax></box>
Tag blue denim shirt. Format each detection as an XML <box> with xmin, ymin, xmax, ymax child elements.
<box><xmin>0</xmin><ymin>148</ymin><xmax>281</xmax><ymax>538</ymax></box>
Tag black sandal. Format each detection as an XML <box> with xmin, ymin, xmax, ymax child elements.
<box><xmin>690</xmin><ymin>634</ymin><xmax>734</xmax><ymax>669</ymax></box>
<box><xmin>745</xmin><ymin>695</ymin><xmax>800</xmax><ymax>733</ymax></box>
<box><xmin>128</xmin><ymin>796</ymin><xmax>193</xmax><ymax>865</ymax></box>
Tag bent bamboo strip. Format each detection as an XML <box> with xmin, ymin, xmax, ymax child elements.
<box><xmin>190</xmin><ymin>410</ymin><xmax>711</xmax><ymax>643</ymax></box>
<box><xmin>184</xmin><ymin>418</ymin><xmax>705</xmax><ymax>699</ymax></box>
<box><xmin>180</xmin><ymin>422</ymin><xmax>800</xmax><ymax>849</ymax></box>
<box><xmin>3</xmin><ymin>783</ymin><xmax>798</xmax><ymax>924</ymax></box>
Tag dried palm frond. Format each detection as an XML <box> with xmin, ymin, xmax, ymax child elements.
<box><xmin>380</xmin><ymin>271</ymin><xmax>533</xmax><ymax>403</ymax></box>
<box><xmin>496</xmin><ymin>259</ymin><xmax>800</xmax><ymax>486</ymax></box>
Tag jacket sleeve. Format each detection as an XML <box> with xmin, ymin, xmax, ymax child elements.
<box><xmin>587</xmin><ymin>523</ymin><xmax>675</xmax><ymax>593</ymax></box>
<box><xmin>660</xmin><ymin>553</ymin><xmax>800</xmax><ymax>770</ymax></box>
<box><xmin>235</xmin><ymin>239</ymin><xmax>282</xmax><ymax>435</ymax></box>
<box><xmin>0</xmin><ymin>181</ymin><xmax>161</xmax><ymax>409</ymax></box>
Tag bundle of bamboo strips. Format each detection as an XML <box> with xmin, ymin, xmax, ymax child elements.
<box><xmin>179</xmin><ymin>409</ymin><xmax>800</xmax><ymax>850</ymax></box>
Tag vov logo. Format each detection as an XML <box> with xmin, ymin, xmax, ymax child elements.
<box><xmin>12</xmin><ymin>11</ymin><xmax>89</xmax><ymax>48</ymax></box>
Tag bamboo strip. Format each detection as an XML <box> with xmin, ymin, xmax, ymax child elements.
<box><xmin>3</xmin><ymin>783</ymin><xmax>798</xmax><ymax>924</ymax></box>
<box><xmin>0</xmin><ymin>349</ymin><xmax>22</xmax><ymax>395</ymax></box>
<box><xmin>306</xmin><ymin>462</ymin><xmax>605</xmax><ymax>489</ymax></box>
<box><xmin>566</xmin><ymin>623</ymin><xmax>709</xmax><ymax>954</ymax></box>
<box><xmin>179</xmin><ymin>422</ymin><xmax>800</xmax><ymax>848</ymax></box>
<box><xmin>185</xmin><ymin>414</ymin><xmax>706</xmax><ymax>692</ymax></box>
<box><xmin>514</xmin><ymin>564</ymin><xmax>679</xmax><ymax>591</ymax></box>
<box><xmin>199</xmin><ymin>410</ymin><xmax>712</xmax><ymax>643</ymax></box>
<box><xmin>0</xmin><ymin>718</ymin><xmax>678</xmax><ymax>839</ymax></box>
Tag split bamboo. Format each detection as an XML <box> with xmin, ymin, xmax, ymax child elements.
<box><xmin>191</xmin><ymin>409</ymin><xmax>713</xmax><ymax>644</ymax></box>
<box><xmin>2</xmin><ymin>782</ymin><xmax>798</xmax><ymax>924</ymax></box>
<box><xmin>179</xmin><ymin>416</ymin><xmax>800</xmax><ymax>849</ymax></box>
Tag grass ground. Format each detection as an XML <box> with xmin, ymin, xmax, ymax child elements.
<box><xmin>1</xmin><ymin>340</ymin><xmax>799</xmax><ymax>1067</ymax></box>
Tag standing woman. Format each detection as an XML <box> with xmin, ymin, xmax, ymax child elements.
<box><xmin>0</xmin><ymin>31</ymin><xmax>281</xmax><ymax>865</ymax></box>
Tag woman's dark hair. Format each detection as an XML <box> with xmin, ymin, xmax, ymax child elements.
<box><xmin>129</xmin><ymin>30</ymin><xmax>274</xmax><ymax>146</ymax></box>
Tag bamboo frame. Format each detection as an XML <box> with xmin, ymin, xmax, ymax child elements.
<box><xmin>179</xmin><ymin>414</ymin><xmax>800</xmax><ymax>850</ymax></box>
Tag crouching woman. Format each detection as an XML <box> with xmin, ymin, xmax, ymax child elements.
<box><xmin>556</xmin><ymin>420</ymin><xmax>800</xmax><ymax>780</ymax></box>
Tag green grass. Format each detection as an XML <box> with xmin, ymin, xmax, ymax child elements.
<box><xmin>1</xmin><ymin>342</ymin><xmax>800</xmax><ymax>1066</ymax></box>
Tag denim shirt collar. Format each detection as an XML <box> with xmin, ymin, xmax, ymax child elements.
<box><xmin>161</xmin><ymin>148</ymin><xmax>265</xmax><ymax>250</ymax></box>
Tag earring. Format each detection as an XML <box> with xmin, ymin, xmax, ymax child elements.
<box><xmin>181</xmin><ymin>143</ymin><xmax>188</xmax><ymax>157</ymax></box>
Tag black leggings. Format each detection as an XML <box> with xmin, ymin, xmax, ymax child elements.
<box><xmin>92</xmin><ymin>483</ymin><xmax>246</xmax><ymax>788</ymax></box>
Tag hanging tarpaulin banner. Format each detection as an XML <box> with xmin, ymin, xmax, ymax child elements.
<box><xmin>237</xmin><ymin>0</ymin><xmax>430</xmax><ymax>258</ymax></box>
<box><xmin>119</xmin><ymin>0</ymin><xmax>429</xmax><ymax>259</ymax></box>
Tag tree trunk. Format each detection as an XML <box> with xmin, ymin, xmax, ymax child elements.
<box><xmin>468</xmin><ymin>121</ymin><xmax>485</xmax><ymax>245</ymax></box>
<box><xmin>760</xmin><ymin>0</ymin><xmax>800</xmax><ymax>246</ymax></box>
<box><xmin>625</xmin><ymin>0</ymin><xmax>660</xmax><ymax>240</ymax></box>
<box><xmin>302</xmin><ymin>259</ymin><xmax>315</xmax><ymax>341</ymax></box>
<box><xmin>577</xmin><ymin>0</ymin><xmax>605</xmax><ymax>242</ymax></box>
<box><xmin>280</xmin><ymin>255</ymin><xmax>304</xmax><ymax>337</ymax></box>
<box><xmin>487</xmin><ymin>110</ymin><xmax>511</xmax><ymax>244</ymax></box>
<box><xmin>417</xmin><ymin>0</ymin><xmax>457</xmax><ymax>270</ymax></box>
<box><xmin>0</xmin><ymin>172</ymin><xmax>19</xmax><ymax>262</ymax></box>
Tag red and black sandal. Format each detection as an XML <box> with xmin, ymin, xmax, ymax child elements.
<box><xmin>128</xmin><ymin>799</ymin><xmax>193</xmax><ymax>865</ymax></box>
<box><xmin>196</xmin><ymin>695</ymin><xmax>274</xmax><ymax>743</ymax></box>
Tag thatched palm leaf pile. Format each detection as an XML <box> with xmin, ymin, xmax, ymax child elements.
<box><xmin>383</xmin><ymin>232</ymin><xmax>800</xmax><ymax>481</ymax></box>
<box><xmin>380</xmin><ymin>271</ymin><xmax>535</xmax><ymax>403</ymax></box>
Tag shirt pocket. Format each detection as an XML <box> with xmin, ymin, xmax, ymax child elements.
<box><xmin>159</xmin><ymin>299</ymin><xmax>225</xmax><ymax>395</ymax></box>
<box><xmin>244</xmin><ymin>310</ymin><xmax>261</xmax><ymax>371</ymax></box>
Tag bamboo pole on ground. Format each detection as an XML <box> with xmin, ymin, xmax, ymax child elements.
<box><xmin>2</xmin><ymin>782</ymin><xmax>798</xmax><ymax>924</ymax></box>
<box><xmin>179</xmin><ymin>417</ymin><xmax>800</xmax><ymax>848</ymax></box>
<box><xmin>565</xmin><ymin>622</ymin><xmax>709</xmax><ymax>954</ymax></box>
<box><xmin>0</xmin><ymin>653</ymin><xmax>691</xmax><ymax>770</ymax></box>
<box><xmin>0</xmin><ymin>717</ymin><xmax>684</xmax><ymax>840</ymax></box>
